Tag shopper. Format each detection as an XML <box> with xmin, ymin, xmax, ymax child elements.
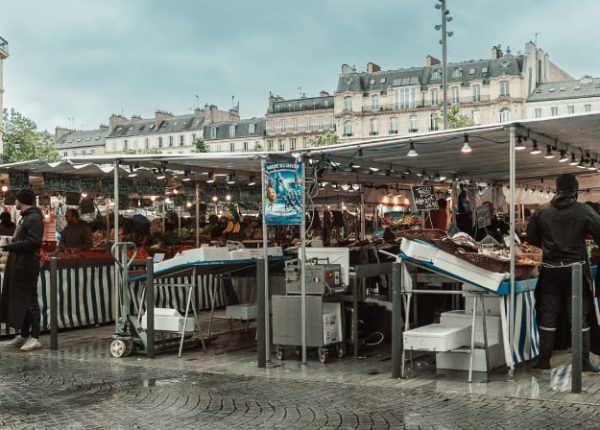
<box><xmin>0</xmin><ymin>211</ymin><xmax>16</xmax><ymax>236</ymax></box>
<box><xmin>58</xmin><ymin>208</ymin><xmax>93</xmax><ymax>251</ymax></box>
<box><xmin>0</xmin><ymin>189</ymin><xmax>44</xmax><ymax>351</ymax></box>
<box><xmin>527</xmin><ymin>174</ymin><xmax>600</xmax><ymax>371</ymax></box>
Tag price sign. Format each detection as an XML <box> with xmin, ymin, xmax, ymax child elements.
<box><xmin>8</xmin><ymin>171</ymin><xmax>29</xmax><ymax>189</ymax></box>
<box><xmin>63</xmin><ymin>176</ymin><xmax>81</xmax><ymax>192</ymax></box>
<box><xmin>411</xmin><ymin>186</ymin><xmax>438</xmax><ymax>211</ymax></box>
<box><xmin>80</xmin><ymin>177</ymin><xmax>97</xmax><ymax>193</ymax></box>
<box><xmin>44</xmin><ymin>173</ymin><xmax>63</xmax><ymax>192</ymax></box>
<box><xmin>101</xmin><ymin>179</ymin><xmax>114</xmax><ymax>195</ymax></box>
<box><xmin>476</xmin><ymin>205</ymin><xmax>492</xmax><ymax>228</ymax></box>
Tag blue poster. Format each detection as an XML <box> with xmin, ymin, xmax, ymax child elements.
<box><xmin>264</xmin><ymin>161</ymin><xmax>303</xmax><ymax>225</ymax></box>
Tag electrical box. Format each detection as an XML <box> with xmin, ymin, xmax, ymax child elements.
<box><xmin>284</xmin><ymin>259</ymin><xmax>343</xmax><ymax>295</ymax></box>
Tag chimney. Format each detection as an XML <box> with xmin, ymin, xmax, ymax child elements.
<box><xmin>154</xmin><ymin>110</ymin><xmax>173</xmax><ymax>127</ymax></box>
<box><xmin>426</xmin><ymin>55</ymin><xmax>441</xmax><ymax>66</ymax></box>
<box><xmin>109</xmin><ymin>114</ymin><xmax>127</xmax><ymax>130</ymax></box>
<box><xmin>131</xmin><ymin>114</ymin><xmax>143</xmax><ymax>121</ymax></box>
<box><xmin>319</xmin><ymin>90</ymin><xmax>330</xmax><ymax>97</ymax></box>
<box><xmin>98</xmin><ymin>124</ymin><xmax>109</xmax><ymax>131</ymax></box>
<box><xmin>228</xmin><ymin>106</ymin><xmax>240</xmax><ymax>120</ymax></box>
<box><xmin>367</xmin><ymin>62</ymin><xmax>381</xmax><ymax>73</ymax></box>
<box><xmin>492</xmin><ymin>45</ymin><xmax>503</xmax><ymax>60</ymax></box>
<box><xmin>54</xmin><ymin>127</ymin><xmax>72</xmax><ymax>141</ymax></box>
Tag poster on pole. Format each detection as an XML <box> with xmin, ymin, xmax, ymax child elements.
<box><xmin>263</xmin><ymin>161</ymin><xmax>303</xmax><ymax>225</ymax></box>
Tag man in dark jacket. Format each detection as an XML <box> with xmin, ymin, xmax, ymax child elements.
<box><xmin>527</xmin><ymin>174</ymin><xmax>600</xmax><ymax>371</ymax></box>
<box><xmin>0</xmin><ymin>189</ymin><xmax>44</xmax><ymax>351</ymax></box>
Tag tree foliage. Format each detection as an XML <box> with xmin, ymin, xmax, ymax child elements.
<box><xmin>193</xmin><ymin>137</ymin><xmax>209</xmax><ymax>153</ymax></box>
<box><xmin>2</xmin><ymin>108</ymin><xmax>60</xmax><ymax>163</ymax></box>
<box><xmin>307</xmin><ymin>132</ymin><xmax>339</xmax><ymax>147</ymax></box>
<box><xmin>447</xmin><ymin>105</ymin><xmax>474</xmax><ymax>129</ymax></box>
<box><xmin>253</xmin><ymin>142</ymin><xmax>264</xmax><ymax>152</ymax></box>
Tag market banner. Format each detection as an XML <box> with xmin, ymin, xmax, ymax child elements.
<box><xmin>263</xmin><ymin>161</ymin><xmax>303</xmax><ymax>225</ymax></box>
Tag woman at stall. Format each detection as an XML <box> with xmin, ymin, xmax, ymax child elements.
<box><xmin>0</xmin><ymin>212</ymin><xmax>16</xmax><ymax>236</ymax></box>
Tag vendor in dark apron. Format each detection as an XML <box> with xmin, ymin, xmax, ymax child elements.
<box><xmin>526</xmin><ymin>173</ymin><xmax>600</xmax><ymax>371</ymax></box>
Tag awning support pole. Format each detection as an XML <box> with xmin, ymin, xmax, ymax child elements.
<box><xmin>508</xmin><ymin>125</ymin><xmax>516</xmax><ymax>381</ymax></box>
<box><xmin>260</xmin><ymin>159</ymin><xmax>271</xmax><ymax>364</ymax></box>
<box><xmin>113</xmin><ymin>160</ymin><xmax>120</xmax><ymax>325</ymax></box>
<box><xmin>300</xmin><ymin>158</ymin><xmax>307</xmax><ymax>365</ymax></box>
<box><xmin>195</xmin><ymin>183</ymin><xmax>200</xmax><ymax>247</ymax></box>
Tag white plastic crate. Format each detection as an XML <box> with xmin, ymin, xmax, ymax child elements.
<box><xmin>141</xmin><ymin>308</ymin><xmax>195</xmax><ymax>332</ymax></box>
<box><xmin>182</xmin><ymin>247</ymin><xmax>231</xmax><ymax>261</ymax></box>
<box><xmin>403</xmin><ymin>323</ymin><xmax>471</xmax><ymax>352</ymax></box>
<box><xmin>433</xmin><ymin>251</ymin><xmax>507</xmax><ymax>292</ymax></box>
<box><xmin>436</xmin><ymin>342</ymin><xmax>505</xmax><ymax>372</ymax></box>
<box><xmin>400</xmin><ymin>238</ymin><xmax>439</xmax><ymax>263</ymax></box>
<box><xmin>229</xmin><ymin>249</ymin><xmax>253</xmax><ymax>260</ymax></box>
<box><xmin>439</xmin><ymin>310</ymin><xmax>502</xmax><ymax>344</ymax></box>
<box><xmin>225</xmin><ymin>304</ymin><xmax>257</xmax><ymax>320</ymax></box>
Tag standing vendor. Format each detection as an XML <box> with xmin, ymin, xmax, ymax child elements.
<box><xmin>58</xmin><ymin>209</ymin><xmax>93</xmax><ymax>251</ymax></box>
<box><xmin>527</xmin><ymin>174</ymin><xmax>600</xmax><ymax>371</ymax></box>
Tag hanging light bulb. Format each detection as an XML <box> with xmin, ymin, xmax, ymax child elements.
<box><xmin>227</xmin><ymin>174</ymin><xmax>235</xmax><ymax>185</ymax></box>
<box><xmin>81</xmin><ymin>192</ymin><xmax>88</xmax><ymax>198</ymax></box>
<box><xmin>544</xmin><ymin>145</ymin><xmax>554</xmax><ymax>159</ymax></box>
<box><xmin>577</xmin><ymin>156</ymin><xmax>586</xmax><ymax>169</ymax></box>
<box><xmin>558</xmin><ymin>150</ymin><xmax>569</xmax><ymax>163</ymax></box>
<box><xmin>407</xmin><ymin>141</ymin><xmax>418</xmax><ymax>157</ymax></box>
<box><xmin>515</xmin><ymin>135</ymin><xmax>526</xmax><ymax>151</ymax></box>
<box><xmin>150</xmin><ymin>195</ymin><xmax>157</xmax><ymax>202</ymax></box>
<box><xmin>569</xmin><ymin>153</ymin><xmax>578</xmax><ymax>166</ymax></box>
<box><xmin>225</xmin><ymin>194</ymin><xmax>232</xmax><ymax>201</ymax></box>
<box><xmin>588</xmin><ymin>159</ymin><xmax>597</xmax><ymax>171</ymax></box>
<box><xmin>403</xmin><ymin>168</ymin><xmax>412</xmax><ymax>176</ymax></box>
<box><xmin>247</xmin><ymin>176</ymin><xmax>256</xmax><ymax>186</ymax></box>
<box><xmin>461</xmin><ymin>134</ymin><xmax>472</xmax><ymax>153</ymax></box>
<box><xmin>206</xmin><ymin>171</ymin><xmax>215</xmax><ymax>184</ymax></box>
<box><xmin>369</xmin><ymin>166</ymin><xmax>380</xmax><ymax>172</ymax></box>
<box><xmin>530</xmin><ymin>140</ymin><xmax>542</xmax><ymax>155</ymax></box>
<box><xmin>165</xmin><ymin>197</ymin><xmax>172</xmax><ymax>204</ymax></box>
<box><xmin>186</xmin><ymin>201</ymin><xmax>192</xmax><ymax>208</ymax></box>
<box><xmin>212</xmin><ymin>195</ymin><xmax>218</xmax><ymax>202</ymax></box>
<box><xmin>341</xmin><ymin>184</ymin><xmax>351</xmax><ymax>191</ymax></box>
<box><xmin>351</xmin><ymin>184</ymin><xmax>360</xmax><ymax>191</ymax></box>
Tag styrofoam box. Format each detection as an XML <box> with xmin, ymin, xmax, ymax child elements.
<box><xmin>247</xmin><ymin>247</ymin><xmax>284</xmax><ymax>258</ymax></box>
<box><xmin>400</xmin><ymin>238</ymin><xmax>439</xmax><ymax>263</ymax></box>
<box><xmin>440</xmin><ymin>310</ymin><xmax>502</xmax><ymax>345</ymax></box>
<box><xmin>436</xmin><ymin>342</ymin><xmax>505</xmax><ymax>372</ymax></box>
<box><xmin>141</xmin><ymin>308</ymin><xmax>195</xmax><ymax>332</ymax></box>
<box><xmin>403</xmin><ymin>323</ymin><xmax>471</xmax><ymax>352</ymax></box>
<box><xmin>229</xmin><ymin>249</ymin><xmax>252</xmax><ymax>260</ymax></box>
<box><xmin>225</xmin><ymin>304</ymin><xmax>257</xmax><ymax>320</ymax></box>
<box><xmin>433</xmin><ymin>251</ymin><xmax>507</xmax><ymax>292</ymax></box>
<box><xmin>182</xmin><ymin>247</ymin><xmax>231</xmax><ymax>261</ymax></box>
<box><xmin>463</xmin><ymin>292</ymin><xmax>503</xmax><ymax>316</ymax></box>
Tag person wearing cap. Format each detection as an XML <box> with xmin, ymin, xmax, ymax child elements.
<box><xmin>527</xmin><ymin>173</ymin><xmax>600</xmax><ymax>371</ymax></box>
<box><xmin>0</xmin><ymin>189</ymin><xmax>44</xmax><ymax>351</ymax></box>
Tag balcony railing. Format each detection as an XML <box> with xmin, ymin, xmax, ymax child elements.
<box><xmin>0</xmin><ymin>36</ymin><xmax>8</xmax><ymax>56</ymax></box>
<box><xmin>266</xmin><ymin>125</ymin><xmax>336</xmax><ymax>136</ymax></box>
<box><xmin>360</xmin><ymin>95</ymin><xmax>492</xmax><ymax>113</ymax></box>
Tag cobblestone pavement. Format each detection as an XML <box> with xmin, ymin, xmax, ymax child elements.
<box><xmin>2</xmin><ymin>350</ymin><xmax>600</xmax><ymax>430</ymax></box>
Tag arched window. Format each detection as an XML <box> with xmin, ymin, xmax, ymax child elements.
<box><xmin>499</xmin><ymin>108</ymin><xmax>510</xmax><ymax>123</ymax></box>
<box><xmin>344</xmin><ymin>121</ymin><xmax>353</xmax><ymax>137</ymax></box>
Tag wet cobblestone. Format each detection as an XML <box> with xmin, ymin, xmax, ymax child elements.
<box><xmin>1</xmin><ymin>352</ymin><xmax>600</xmax><ymax>429</ymax></box>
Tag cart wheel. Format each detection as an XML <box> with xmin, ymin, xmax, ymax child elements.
<box><xmin>110</xmin><ymin>339</ymin><xmax>128</xmax><ymax>358</ymax></box>
<box><xmin>277</xmin><ymin>348</ymin><xmax>285</xmax><ymax>361</ymax></box>
<box><xmin>337</xmin><ymin>343</ymin><xmax>346</xmax><ymax>359</ymax></box>
<box><xmin>125</xmin><ymin>340</ymin><xmax>135</xmax><ymax>356</ymax></box>
<box><xmin>319</xmin><ymin>350</ymin><xmax>329</xmax><ymax>364</ymax></box>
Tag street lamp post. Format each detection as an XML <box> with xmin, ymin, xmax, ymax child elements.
<box><xmin>435</xmin><ymin>0</ymin><xmax>453</xmax><ymax>130</ymax></box>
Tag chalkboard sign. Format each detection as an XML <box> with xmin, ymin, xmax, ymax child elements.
<box><xmin>63</xmin><ymin>176</ymin><xmax>81</xmax><ymax>192</ymax></box>
<box><xmin>44</xmin><ymin>173</ymin><xmax>64</xmax><ymax>192</ymax></box>
<box><xmin>138</xmin><ymin>181</ymin><xmax>163</xmax><ymax>196</ymax></box>
<box><xmin>80</xmin><ymin>177</ymin><xmax>97</xmax><ymax>193</ymax></box>
<box><xmin>411</xmin><ymin>186</ymin><xmax>438</xmax><ymax>211</ymax></box>
<box><xmin>476</xmin><ymin>205</ymin><xmax>492</xmax><ymax>228</ymax></box>
<box><xmin>101</xmin><ymin>179</ymin><xmax>114</xmax><ymax>195</ymax></box>
<box><xmin>9</xmin><ymin>171</ymin><xmax>29</xmax><ymax>189</ymax></box>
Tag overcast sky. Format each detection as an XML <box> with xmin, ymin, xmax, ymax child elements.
<box><xmin>1</xmin><ymin>0</ymin><xmax>600</xmax><ymax>132</ymax></box>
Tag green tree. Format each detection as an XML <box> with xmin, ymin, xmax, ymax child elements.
<box><xmin>253</xmin><ymin>142</ymin><xmax>264</xmax><ymax>152</ymax></box>
<box><xmin>2</xmin><ymin>108</ymin><xmax>60</xmax><ymax>162</ymax></box>
<box><xmin>447</xmin><ymin>105</ymin><xmax>473</xmax><ymax>129</ymax></box>
<box><xmin>307</xmin><ymin>132</ymin><xmax>339</xmax><ymax>147</ymax></box>
<box><xmin>193</xmin><ymin>137</ymin><xmax>209</xmax><ymax>153</ymax></box>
